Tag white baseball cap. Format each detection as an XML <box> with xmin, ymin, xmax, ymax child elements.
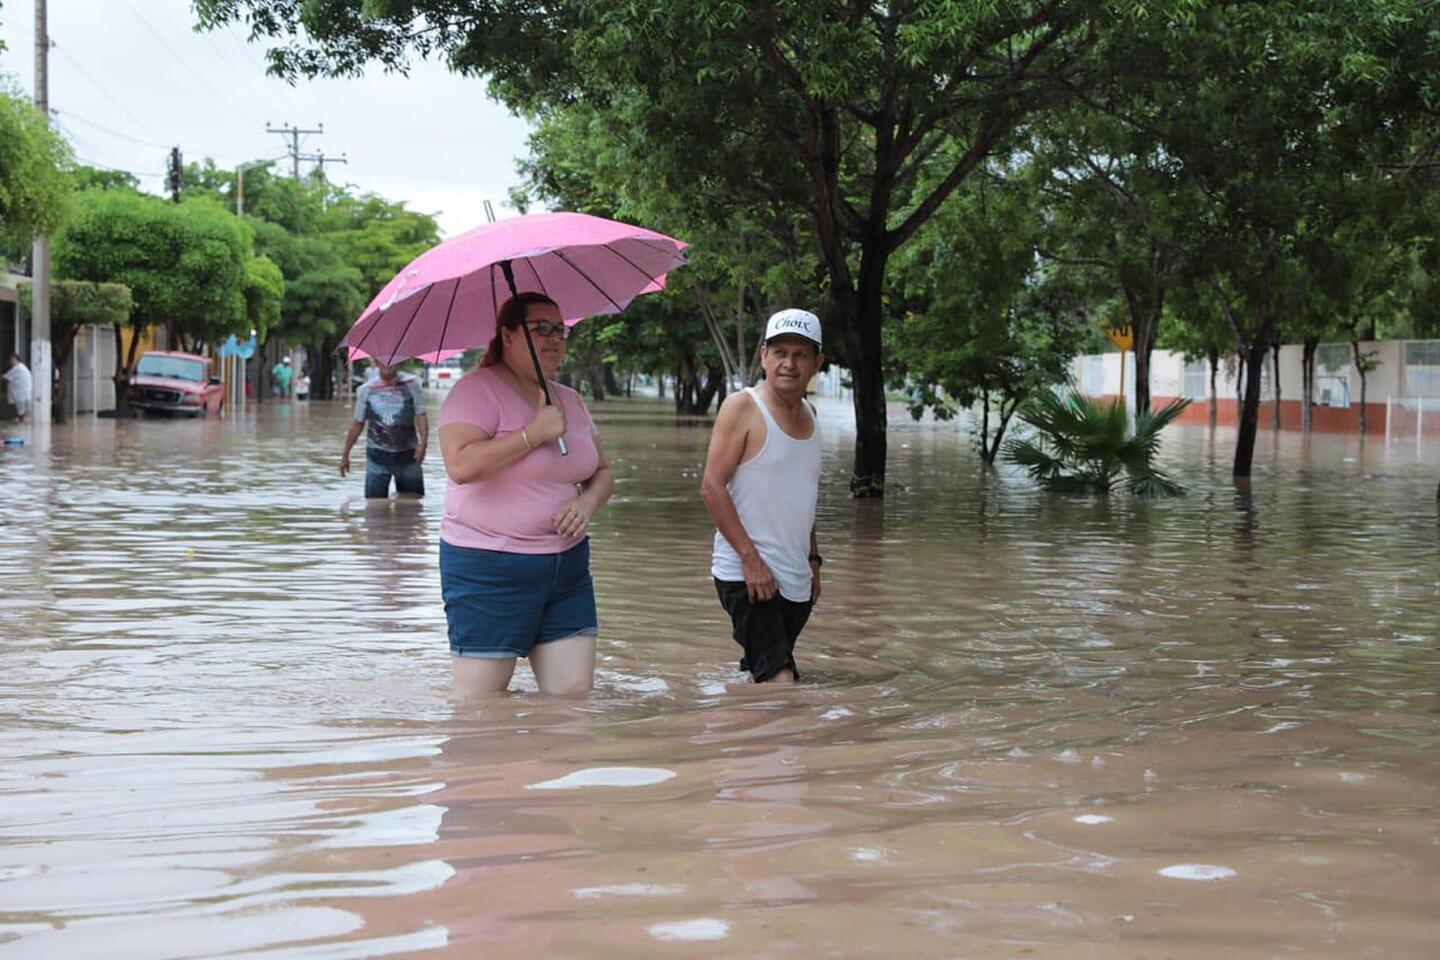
<box><xmin>764</xmin><ymin>308</ymin><xmax>823</xmax><ymax>349</ymax></box>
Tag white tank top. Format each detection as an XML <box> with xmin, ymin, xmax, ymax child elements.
<box><xmin>711</xmin><ymin>387</ymin><xmax>821</xmax><ymax>602</ymax></box>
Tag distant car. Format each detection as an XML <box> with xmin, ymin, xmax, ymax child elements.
<box><xmin>426</xmin><ymin>358</ymin><xmax>464</xmax><ymax>389</ymax></box>
<box><xmin>129</xmin><ymin>351</ymin><xmax>224</xmax><ymax>418</ymax></box>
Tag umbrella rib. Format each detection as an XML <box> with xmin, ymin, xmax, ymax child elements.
<box><xmin>525</xmin><ymin>257</ymin><xmax>552</xmax><ymax>301</ymax></box>
<box><xmin>628</xmin><ymin>236</ymin><xmax>686</xmax><ymax>260</ymax></box>
<box><xmin>433</xmin><ymin>277</ymin><xmax>461</xmax><ymax>360</ymax></box>
<box><xmin>598</xmin><ymin>242</ymin><xmax>664</xmax><ymax>285</ymax></box>
<box><xmin>348</xmin><ymin>307</ymin><xmax>385</xmax><ymax>362</ymax></box>
<box><xmin>490</xmin><ymin>261</ymin><xmax>501</xmax><ymax>321</ymax></box>
<box><xmin>387</xmin><ymin>282</ymin><xmax>436</xmax><ymax>365</ymax></box>
<box><xmin>552</xmin><ymin>249</ymin><xmax>625</xmax><ymax>313</ymax></box>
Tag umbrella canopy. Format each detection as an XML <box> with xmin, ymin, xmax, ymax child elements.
<box><xmin>341</xmin><ymin>212</ymin><xmax>689</xmax><ymax>366</ymax></box>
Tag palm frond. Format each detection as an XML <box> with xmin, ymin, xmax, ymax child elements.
<box><xmin>1004</xmin><ymin>387</ymin><xmax>1189</xmax><ymax>498</ymax></box>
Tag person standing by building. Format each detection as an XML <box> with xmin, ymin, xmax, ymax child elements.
<box><xmin>271</xmin><ymin>356</ymin><xmax>293</xmax><ymax>398</ymax></box>
<box><xmin>341</xmin><ymin>363</ymin><xmax>428</xmax><ymax>499</ymax></box>
<box><xmin>4</xmin><ymin>353</ymin><xmax>33</xmax><ymax>422</ymax></box>
<box><xmin>700</xmin><ymin>309</ymin><xmax>825</xmax><ymax>684</ymax></box>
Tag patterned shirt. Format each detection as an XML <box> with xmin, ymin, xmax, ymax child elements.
<box><xmin>354</xmin><ymin>374</ymin><xmax>426</xmax><ymax>452</ymax></box>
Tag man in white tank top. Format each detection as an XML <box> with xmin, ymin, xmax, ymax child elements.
<box><xmin>700</xmin><ymin>309</ymin><xmax>825</xmax><ymax>683</ymax></box>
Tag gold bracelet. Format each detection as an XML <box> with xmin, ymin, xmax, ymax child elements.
<box><xmin>521</xmin><ymin>427</ymin><xmax>533</xmax><ymax>450</ymax></box>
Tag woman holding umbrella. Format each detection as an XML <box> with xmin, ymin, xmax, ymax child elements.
<box><xmin>339</xmin><ymin>211</ymin><xmax>687</xmax><ymax>697</ymax></box>
<box><xmin>437</xmin><ymin>292</ymin><xmax>613</xmax><ymax>697</ymax></box>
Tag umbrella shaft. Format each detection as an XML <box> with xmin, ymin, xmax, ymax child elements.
<box><xmin>514</xmin><ymin>274</ymin><xmax>570</xmax><ymax>457</ymax></box>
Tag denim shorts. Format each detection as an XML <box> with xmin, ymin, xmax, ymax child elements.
<box><xmin>440</xmin><ymin>538</ymin><xmax>598</xmax><ymax>659</ymax></box>
<box><xmin>365</xmin><ymin>447</ymin><xmax>424</xmax><ymax>498</ymax></box>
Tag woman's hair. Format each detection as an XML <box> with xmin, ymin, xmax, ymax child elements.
<box><xmin>480</xmin><ymin>292</ymin><xmax>560</xmax><ymax>368</ymax></box>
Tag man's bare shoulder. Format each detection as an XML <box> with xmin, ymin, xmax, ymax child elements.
<box><xmin>715</xmin><ymin>389</ymin><xmax>759</xmax><ymax>425</ymax></box>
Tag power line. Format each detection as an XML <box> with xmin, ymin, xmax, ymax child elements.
<box><xmin>50</xmin><ymin>43</ymin><xmax>156</xmax><ymax>138</ymax></box>
<box><xmin>52</xmin><ymin>108</ymin><xmax>170</xmax><ymax>150</ymax></box>
<box><xmin>0</xmin><ymin>16</ymin><xmax>34</xmax><ymax>37</ymax></box>
<box><xmin>195</xmin><ymin>26</ymin><xmax>284</xmax><ymax>119</ymax></box>
<box><xmin>121</xmin><ymin>0</ymin><xmax>262</xmax><ymax>125</ymax></box>
<box><xmin>74</xmin><ymin>156</ymin><xmax>165</xmax><ymax>180</ymax></box>
<box><xmin>222</xmin><ymin>22</ymin><xmax>272</xmax><ymax>76</ymax></box>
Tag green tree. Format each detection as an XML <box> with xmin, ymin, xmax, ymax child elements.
<box><xmin>890</xmin><ymin>167</ymin><xmax>1091</xmax><ymax>464</ymax></box>
<box><xmin>196</xmin><ymin>0</ymin><xmax>1201</xmax><ymax>496</ymax></box>
<box><xmin>517</xmin><ymin>104</ymin><xmax>774</xmax><ymax>410</ymax></box>
<box><xmin>1028</xmin><ymin>107</ymin><xmax>1193</xmax><ymax>417</ymax></box>
<box><xmin>249</xmin><ymin>218</ymin><xmax>364</xmax><ymax>400</ymax></box>
<box><xmin>0</xmin><ymin>79</ymin><xmax>72</xmax><ymax>250</ymax></box>
<box><xmin>71</xmin><ymin>165</ymin><xmax>141</xmax><ymax>193</ymax></box>
<box><xmin>244</xmin><ymin>254</ymin><xmax>285</xmax><ymax>339</ymax></box>
<box><xmin>53</xmin><ymin>190</ymin><xmax>254</xmax><ymax>401</ymax></box>
<box><xmin>318</xmin><ymin>189</ymin><xmax>440</xmax><ymax>298</ymax></box>
<box><xmin>1132</xmin><ymin>1</ymin><xmax>1430</xmax><ymax>477</ymax></box>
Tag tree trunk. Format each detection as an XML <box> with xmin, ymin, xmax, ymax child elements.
<box><xmin>254</xmin><ymin>338</ymin><xmax>277</xmax><ymax>403</ymax></box>
<box><xmin>674</xmin><ymin>361</ymin><xmax>688</xmax><ymax>415</ymax></box>
<box><xmin>989</xmin><ymin>401</ymin><xmax>1018</xmax><ymax>466</ymax></box>
<box><xmin>1233</xmin><ymin>340</ymin><xmax>1269</xmax><ymax>477</ymax></box>
<box><xmin>1133</xmin><ymin>344</ymin><xmax>1151</xmax><ymax>418</ymax></box>
<box><xmin>1271</xmin><ymin>340</ymin><xmax>1282</xmax><ymax>430</ymax></box>
<box><xmin>692</xmin><ymin>364</ymin><xmax>725</xmax><ymax>414</ymax></box>
<box><xmin>1351</xmin><ymin>340</ymin><xmax>1368</xmax><ymax>435</ymax></box>
<box><xmin>116</xmin><ymin>324</ymin><xmax>145</xmax><ymax>411</ymax></box>
<box><xmin>1301</xmin><ymin>336</ymin><xmax>1318</xmax><ymax>432</ymax></box>
<box><xmin>979</xmin><ymin>391</ymin><xmax>991</xmax><ymax>464</ymax></box>
<box><xmin>1208</xmin><ymin>347</ymin><xmax>1219</xmax><ymax>429</ymax></box>
<box><xmin>837</xmin><ymin>247</ymin><xmax>890</xmax><ymax>497</ymax></box>
<box><xmin>1125</xmin><ymin>286</ymin><xmax>1163</xmax><ymax>417</ymax></box>
<box><xmin>604</xmin><ymin>363</ymin><xmax>621</xmax><ymax>397</ymax></box>
<box><xmin>311</xmin><ymin>341</ymin><xmax>337</xmax><ymax>401</ymax></box>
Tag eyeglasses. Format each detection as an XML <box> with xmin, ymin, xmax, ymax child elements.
<box><xmin>524</xmin><ymin>321</ymin><xmax>569</xmax><ymax>341</ymax></box>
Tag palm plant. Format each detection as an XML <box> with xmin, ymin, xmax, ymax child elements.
<box><xmin>1003</xmin><ymin>387</ymin><xmax>1191</xmax><ymax>496</ymax></box>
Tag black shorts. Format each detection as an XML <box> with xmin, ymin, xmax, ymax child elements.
<box><xmin>714</xmin><ymin>579</ymin><xmax>812</xmax><ymax>682</ymax></box>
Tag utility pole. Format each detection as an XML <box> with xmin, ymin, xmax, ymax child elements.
<box><xmin>302</xmin><ymin>150</ymin><xmax>348</xmax><ymax>182</ymax></box>
<box><xmin>30</xmin><ymin>0</ymin><xmax>52</xmax><ymax>426</ymax></box>
<box><xmin>235</xmin><ymin>159</ymin><xmax>272</xmax><ymax>217</ymax></box>
<box><xmin>303</xmin><ymin>152</ymin><xmax>347</xmax><ymax>208</ymax></box>
<box><xmin>266</xmin><ymin>122</ymin><xmax>324</xmax><ymax>180</ymax></box>
<box><xmin>167</xmin><ymin>147</ymin><xmax>183</xmax><ymax>202</ymax></box>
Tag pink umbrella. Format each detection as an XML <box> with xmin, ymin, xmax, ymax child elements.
<box><xmin>341</xmin><ymin>211</ymin><xmax>688</xmax><ymax>367</ymax></box>
<box><xmin>340</xmin><ymin>212</ymin><xmax>687</xmax><ymax>456</ymax></box>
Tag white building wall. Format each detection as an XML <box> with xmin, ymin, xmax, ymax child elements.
<box><xmin>1072</xmin><ymin>340</ymin><xmax>1418</xmax><ymax>406</ymax></box>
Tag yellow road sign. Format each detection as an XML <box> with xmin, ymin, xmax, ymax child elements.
<box><xmin>1105</xmin><ymin>323</ymin><xmax>1133</xmax><ymax>352</ymax></box>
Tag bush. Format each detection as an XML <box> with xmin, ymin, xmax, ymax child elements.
<box><xmin>1003</xmin><ymin>387</ymin><xmax>1190</xmax><ymax>496</ymax></box>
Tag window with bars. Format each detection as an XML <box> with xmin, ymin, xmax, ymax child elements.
<box><xmin>1403</xmin><ymin>340</ymin><xmax>1440</xmax><ymax>398</ymax></box>
<box><xmin>1080</xmin><ymin>355</ymin><xmax>1105</xmax><ymax>396</ymax></box>
<box><xmin>1182</xmin><ymin>359</ymin><xmax>1207</xmax><ymax>400</ymax></box>
<box><xmin>1315</xmin><ymin>343</ymin><xmax>1351</xmax><ymax>408</ymax></box>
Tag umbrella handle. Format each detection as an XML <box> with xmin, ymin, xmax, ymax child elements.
<box><xmin>505</xmin><ymin>260</ymin><xmax>570</xmax><ymax>457</ymax></box>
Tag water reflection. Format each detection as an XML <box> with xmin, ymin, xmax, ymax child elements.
<box><xmin>0</xmin><ymin>400</ymin><xmax>1438</xmax><ymax>957</ymax></box>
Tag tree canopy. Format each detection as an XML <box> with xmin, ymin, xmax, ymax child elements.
<box><xmin>0</xmin><ymin>78</ymin><xmax>72</xmax><ymax>250</ymax></box>
<box><xmin>54</xmin><ymin>190</ymin><xmax>253</xmax><ymax>346</ymax></box>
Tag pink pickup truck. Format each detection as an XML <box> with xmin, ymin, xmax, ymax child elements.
<box><xmin>128</xmin><ymin>351</ymin><xmax>225</xmax><ymax>418</ymax></box>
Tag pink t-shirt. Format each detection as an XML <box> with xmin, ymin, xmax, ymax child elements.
<box><xmin>438</xmin><ymin>366</ymin><xmax>601</xmax><ymax>553</ymax></box>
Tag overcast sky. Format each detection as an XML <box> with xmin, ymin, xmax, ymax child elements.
<box><xmin>0</xmin><ymin>0</ymin><xmax>534</xmax><ymax>236</ymax></box>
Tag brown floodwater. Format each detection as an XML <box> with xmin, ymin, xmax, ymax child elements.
<box><xmin>1</xmin><ymin>396</ymin><xmax>1438</xmax><ymax>959</ymax></box>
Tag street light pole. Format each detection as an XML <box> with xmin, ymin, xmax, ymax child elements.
<box><xmin>30</xmin><ymin>0</ymin><xmax>52</xmax><ymax>426</ymax></box>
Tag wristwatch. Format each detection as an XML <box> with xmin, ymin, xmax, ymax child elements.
<box><xmin>808</xmin><ymin>553</ymin><xmax>824</xmax><ymax>567</ymax></box>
